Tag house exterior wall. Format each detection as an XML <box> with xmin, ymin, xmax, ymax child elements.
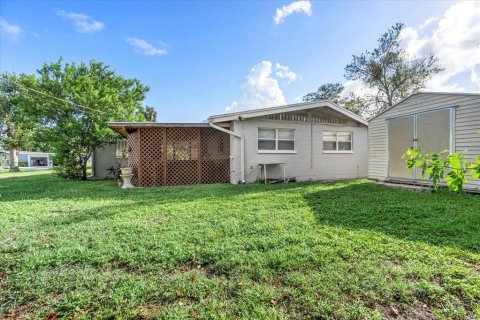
<box><xmin>368</xmin><ymin>93</ymin><xmax>480</xmax><ymax>191</ymax></box>
<box><xmin>229</xmin><ymin>117</ymin><xmax>368</xmax><ymax>183</ymax></box>
<box><xmin>92</xmin><ymin>144</ymin><xmax>118</xmax><ymax>179</ymax></box>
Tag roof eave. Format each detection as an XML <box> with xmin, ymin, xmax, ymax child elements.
<box><xmin>208</xmin><ymin>100</ymin><xmax>368</xmax><ymax>126</ymax></box>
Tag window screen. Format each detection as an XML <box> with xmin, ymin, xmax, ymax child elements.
<box><xmin>258</xmin><ymin>128</ymin><xmax>295</xmax><ymax>151</ymax></box>
<box><xmin>323</xmin><ymin>131</ymin><xmax>353</xmax><ymax>151</ymax></box>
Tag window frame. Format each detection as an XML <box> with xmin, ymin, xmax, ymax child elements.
<box><xmin>257</xmin><ymin>128</ymin><xmax>296</xmax><ymax>153</ymax></box>
<box><xmin>322</xmin><ymin>131</ymin><xmax>354</xmax><ymax>153</ymax></box>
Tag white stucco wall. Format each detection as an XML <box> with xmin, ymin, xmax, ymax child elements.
<box><xmin>229</xmin><ymin>117</ymin><xmax>368</xmax><ymax>183</ymax></box>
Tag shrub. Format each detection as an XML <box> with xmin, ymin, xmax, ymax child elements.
<box><xmin>403</xmin><ymin>148</ymin><xmax>480</xmax><ymax>192</ymax></box>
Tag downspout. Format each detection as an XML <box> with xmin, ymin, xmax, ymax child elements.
<box><xmin>208</xmin><ymin>121</ymin><xmax>245</xmax><ymax>184</ymax></box>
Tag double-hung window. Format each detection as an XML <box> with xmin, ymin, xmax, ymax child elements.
<box><xmin>323</xmin><ymin>131</ymin><xmax>353</xmax><ymax>152</ymax></box>
<box><xmin>258</xmin><ymin>128</ymin><xmax>295</xmax><ymax>152</ymax></box>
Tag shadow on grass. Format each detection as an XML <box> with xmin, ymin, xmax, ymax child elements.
<box><xmin>304</xmin><ymin>183</ymin><xmax>480</xmax><ymax>253</ymax></box>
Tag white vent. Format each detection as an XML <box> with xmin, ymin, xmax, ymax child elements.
<box><xmin>266</xmin><ymin>112</ymin><xmax>347</xmax><ymax>124</ymax></box>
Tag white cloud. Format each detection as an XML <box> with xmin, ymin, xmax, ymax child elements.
<box><xmin>472</xmin><ymin>64</ymin><xmax>480</xmax><ymax>87</ymax></box>
<box><xmin>226</xmin><ymin>61</ymin><xmax>287</xmax><ymax>112</ymax></box>
<box><xmin>342</xmin><ymin>79</ymin><xmax>377</xmax><ymax>98</ymax></box>
<box><xmin>126</xmin><ymin>38</ymin><xmax>168</xmax><ymax>56</ymax></box>
<box><xmin>399</xmin><ymin>1</ymin><xmax>480</xmax><ymax>92</ymax></box>
<box><xmin>274</xmin><ymin>0</ymin><xmax>312</xmax><ymax>25</ymax></box>
<box><xmin>0</xmin><ymin>17</ymin><xmax>21</xmax><ymax>40</ymax></box>
<box><xmin>275</xmin><ymin>63</ymin><xmax>300</xmax><ymax>84</ymax></box>
<box><xmin>419</xmin><ymin>16</ymin><xmax>439</xmax><ymax>29</ymax></box>
<box><xmin>57</xmin><ymin>10</ymin><xmax>104</xmax><ymax>33</ymax></box>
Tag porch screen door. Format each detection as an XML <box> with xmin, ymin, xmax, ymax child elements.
<box><xmin>388</xmin><ymin>116</ymin><xmax>415</xmax><ymax>179</ymax></box>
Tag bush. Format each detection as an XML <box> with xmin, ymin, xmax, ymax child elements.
<box><xmin>53</xmin><ymin>152</ymin><xmax>84</xmax><ymax>180</ymax></box>
<box><xmin>403</xmin><ymin>148</ymin><xmax>480</xmax><ymax>192</ymax></box>
<box><xmin>18</xmin><ymin>161</ymin><xmax>28</xmax><ymax>167</ymax></box>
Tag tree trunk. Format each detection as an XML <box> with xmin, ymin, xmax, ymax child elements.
<box><xmin>80</xmin><ymin>153</ymin><xmax>91</xmax><ymax>180</ymax></box>
<box><xmin>7</xmin><ymin>122</ymin><xmax>20</xmax><ymax>172</ymax></box>
<box><xmin>9</xmin><ymin>147</ymin><xmax>20</xmax><ymax>172</ymax></box>
<box><xmin>81</xmin><ymin>164</ymin><xmax>87</xmax><ymax>180</ymax></box>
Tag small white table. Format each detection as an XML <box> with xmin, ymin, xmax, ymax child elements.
<box><xmin>258</xmin><ymin>163</ymin><xmax>286</xmax><ymax>184</ymax></box>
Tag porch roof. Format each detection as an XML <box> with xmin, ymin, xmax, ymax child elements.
<box><xmin>107</xmin><ymin>122</ymin><xmax>211</xmax><ymax>137</ymax></box>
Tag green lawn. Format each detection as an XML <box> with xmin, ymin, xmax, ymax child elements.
<box><xmin>1</xmin><ymin>171</ymin><xmax>479</xmax><ymax>319</ymax></box>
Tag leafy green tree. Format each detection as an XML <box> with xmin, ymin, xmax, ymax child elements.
<box><xmin>345</xmin><ymin>22</ymin><xmax>443</xmax><ymax>115</ymax></box>
<box><xmin>0</xmin><ymin>73</ymin><xmax>38</xmax><ymax>171</ymax></box>
<box><xmin>303</xmin><ymin>83</ymin><xmax>344</xmax><ymax>102</ymax></box>
<box><xmin>143</xmin><ymin>106</ymin><xmax>157</xmax><ymax>122</ymax></box>
<box><xmin>303</xmin><ymin>82</ymin><xmax>369</xmax><ymax>117</ymax></box>
<box><xmin>36</xmin><ymin>58</ymin><xmax>149</xmax><ymax>180</ymax></box>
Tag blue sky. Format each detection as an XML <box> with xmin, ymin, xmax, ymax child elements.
<box><xmin>1</xmin><ymin>1</ymin><xmax>479</xmax><ymax>122</ymax></box>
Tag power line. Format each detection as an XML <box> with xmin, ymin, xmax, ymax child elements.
<box><xmin>0</xmin><ymin>76</ymin><xmax>109</xmax><ymax>116</ymax></box>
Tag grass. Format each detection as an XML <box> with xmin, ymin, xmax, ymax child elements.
<box><xmin>0</xmin><ymin>171</ymin><xmax>479</xmax><ymax>319</ymax></box>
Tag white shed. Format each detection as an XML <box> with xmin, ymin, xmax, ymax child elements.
<box><xmin>368</xmin><ymin>92</ymin><xmax>480</xmax><ymax>191</ymax></box>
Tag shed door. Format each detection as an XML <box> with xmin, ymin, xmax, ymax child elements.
<box><xmin>416</xmin><ymin>109</ymin><xmax>451</xmax><ymax>154</ymax></box>
<box><xmin>388</xmin><ymin>116</ymin><xmax>415</xmax><ymax>179</ymax></box>
<box><xmin>388</xmin><ymin>109</ymin><xmax>452</xmax><ymax>180</ymax></box>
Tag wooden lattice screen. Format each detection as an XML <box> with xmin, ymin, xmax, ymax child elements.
<box><xmin>127</xmin><ymin>127</ymin><xmax>230</xmax><ymax>187</ymax></box>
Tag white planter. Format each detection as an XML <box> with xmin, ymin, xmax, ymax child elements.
<box><xmin>120</xmin><ymin>167</ymin><xmax>132</xmax><ymax>175</ymax></box>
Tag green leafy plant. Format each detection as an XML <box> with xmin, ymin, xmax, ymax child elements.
<box><xmin>403</xmin><ymin>148</ymin><xmax>480</xmax><ymax>192</ymax></box>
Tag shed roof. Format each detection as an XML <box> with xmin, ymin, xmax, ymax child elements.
<box><xmin>368</xmin><ymin>91</ymin><xmax>480</xmax><ymax>121</ymax></box>
<box><xmin>207</xmin><ymin>100</ymin><xmax>368</xmax><ymax>126</ymax></box>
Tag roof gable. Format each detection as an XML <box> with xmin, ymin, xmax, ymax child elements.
<box><xmin>208</xmin><ymin>100</ymin><xmax>368</xmax><ymax>126</ymax></box>
<box><xmin>369</xmin><ymin>91</ymin><xmax>480</xmax><ymax>121</ymax></box>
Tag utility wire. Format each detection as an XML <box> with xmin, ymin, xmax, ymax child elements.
<box><xmin>0</xmin><ymin>76</ymin><xmax>109</xmax><ymax>116</ymax></box>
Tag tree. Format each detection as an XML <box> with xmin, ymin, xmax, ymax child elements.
<box><xmin>143</xmin><ymin>106</ymin><xmax>157</xmax><ymax>122</ymax></box>
<box><xmin>303</xmin><ymin>83</ymin><xmax>344</xmax><ymax>103</ymax></box>
<box><xmin>36</xmin><ymin>58</ymin><xmax>149</xmax><ymax>180</ymax></box>
<box><xmin>345</xmin><ymin>23</ymin><xmax>443</xmax><ymax>115</ymax></box>
<box><xmin>303</xmin><ymin>82</ymin><xmax>369</xmax><ymax>117</ymax></box>
<box><xmin>0</xmin><ymin>73</ymin><xmax>38</xmax><ymax>172</ymax></box>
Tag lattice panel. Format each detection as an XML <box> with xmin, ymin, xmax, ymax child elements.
<box><xmin>127</xmin><ymin>127</ymin><xmax>231</xmax><ymax>187</ymax></box>
<box><xmin>200</xmin><ymin>128</ymin><xmax>230</xmax><ymax>184</ymax></box>
<box><xmin>139</xmin><ymin>128</ymin><xmax>165</xmax><ymax>186</ymax></box>
<box><xmin>166</xmin><ymin>127</ymin><xmax>200</xmax><ymax>185</ymax></box>
<box><xmin>127</xmin><ymin>130</ymin><xmax>140</xmax><ymax>186</ymax></box>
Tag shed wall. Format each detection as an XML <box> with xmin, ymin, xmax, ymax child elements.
<box><xmin>368</xmin><ymin>93</ymin><xmax>480</xmax><ymax>190</ymax></box>
<box><xmin>230</xmin><ymin>117</ymin><xmax>368</xmax><ymax>183</ymax></box>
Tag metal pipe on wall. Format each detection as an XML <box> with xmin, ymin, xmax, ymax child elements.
<box><xmin>208</xmin><ymin>121</ymin><xmax>245</xmax><ymax>184</ymax></box>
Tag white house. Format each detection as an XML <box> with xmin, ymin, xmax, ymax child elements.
<box><xmin>0</xmin><ymin>150</ymin><xmax>54</xmax><ymax>168</ymax></box>
<box><xmin>106</xmin><ymin>100</ymin><xmax>368</xmax><ymax>186</ymax></box>
<box><xmin>208</xmin><ymin>100</ymin><xmax>368</xmax><ymax>184</ymax></box>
